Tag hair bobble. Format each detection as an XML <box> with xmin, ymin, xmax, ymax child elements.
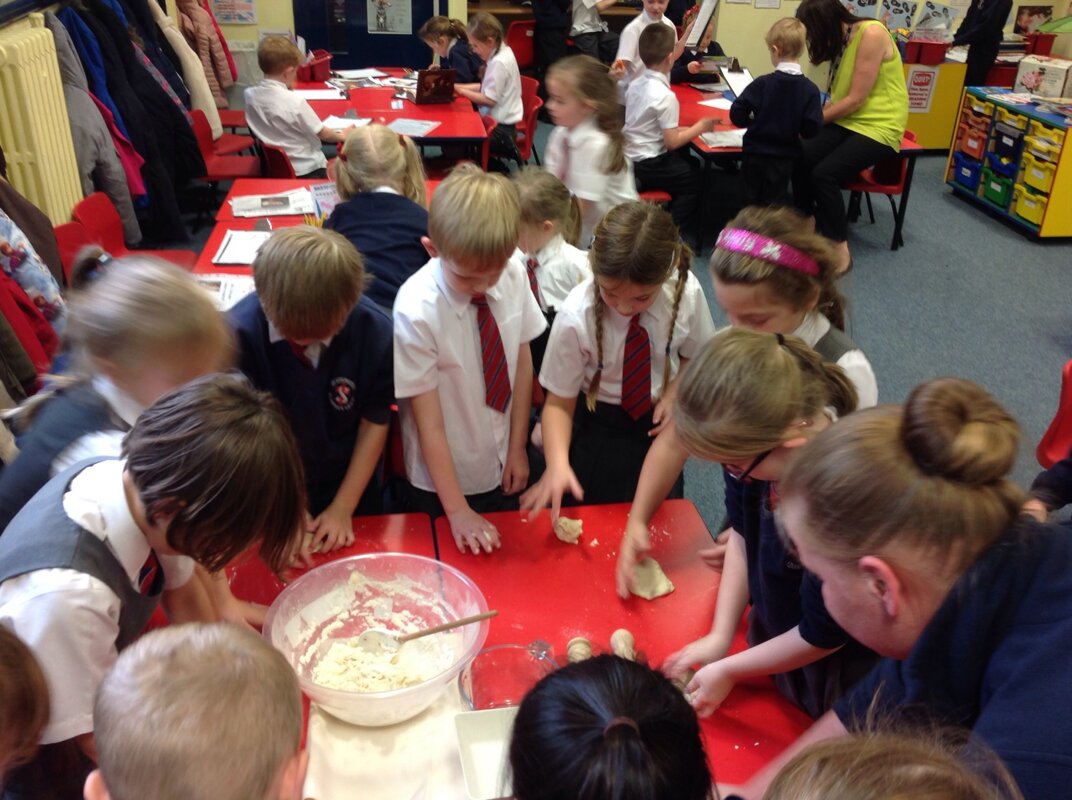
<box><xmin>775</xmin><ymin>332</ymin><xmax>785</xmax><ymax>346</ymax></box>
<box><xmin>603</xmin><ymin>716</ymin><xmax>640</xmax><ymax>738</ymax></box>
<box><xmin>716</xmin><ymin>228</ymin><xmax>819</xmax><ymax>276</ymax></box>
<box><xmin>399</xmin><ymin>133</ymin><xmax>406</xmax><ymax>147</ymax></box>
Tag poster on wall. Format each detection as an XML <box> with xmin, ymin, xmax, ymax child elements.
<box><xmin>211</xmin><ymin>0</ymin><xmax>256</xmax><ymax>24</ymax></box>
<box><xmin>842</xmin><ymin>0</ymin><xmax>880</xmax><ymax>20</ymax></box>
<box><xmin>906</xmin><ymin>65</ymin><xmax>938</xmax><ymax>112</ymax></box>
<box><xmin>368</xmin><ymin>0</ymin><xmax>412</xmax><ymax>35</ymax></box>
<box><xmin>915</xmin><ymin>1</ymin><xmax>960</xmax><ymax>33</ymax></box>
<box><xmin>880</xmin><ymin>0</ymin><xmax>918</xmax><ymax>30</ymax></box>
<box><xmin>1013</xmin><ymin>5</ymin><xmax>1053</xmax><ymax>33</ymax></box>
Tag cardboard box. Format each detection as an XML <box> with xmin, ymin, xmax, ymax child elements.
<box><xmin>1015</xmin><ymin>55</ymin><xmax>1072</xmax><ymax>98</ymax></box>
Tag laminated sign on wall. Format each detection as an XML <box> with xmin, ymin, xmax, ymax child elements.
<box><xmin>369</xmin><ymin>0</ymin><xmax>412</xmax><ymax>34</ymax></box>
<box><xmin>907</xmin><ymin>65</ymin><xmax>938</xmax><ymax>113</ymax></box>
<box><xmin>212</xmin><ymin>0</ymin><xmax>256</xmax><ymax>24</ymax></box>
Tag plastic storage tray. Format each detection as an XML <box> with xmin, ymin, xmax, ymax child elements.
<box><xmin>1024</xmin><ymin>134</ymin><xmax>1062</xmax><ymax>163</ymax></box>
<box><xmin>963</xmin><ymin>95</ymin><xmax>995</xmax><ymax>120</ymax></box>
<box><xmin>1021</xmin><ymin>152</ymin><xmax>1057</xmax><ymax>194</ymax></box>
<box><xmin>995</xmin><ymin>107</ymin><xmax>1028</xmax><ymax>131</ymax></box>
<box><xmin>958</xmin><ymin>124</ymin><xmax>987</xmax><ymax>160</ymax></box>
<box><xmin>953</xmin><ymin>152</ymin><xmax>983</xmax><ymax>191</ymax></box>
<box><xmin>992</xmin><ymin>122</ymin><xmax>1025</xmax><ymax>160</ymax></box>
<box><xmin>986</xmin><ymin>151</ymin><xmax>1019</xmax><ymax>179</ymax></box>
<box><xmin>981</xmin><ymin>167</ymin><xmax>1014</xmax><ymax>208</ymax></box>
<box><xmin>1027</xmin><ymin>119</ymin><xmax>1065</xmax><ymax>148</ymax></box>
<box><xmin>1012</xmin><ymin>185</ymin><xmax>1047</xmax><ymax>226</ymax></box>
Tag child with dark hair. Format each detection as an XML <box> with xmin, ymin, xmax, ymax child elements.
<box><xmin>0</xmin><ymin>373</ymin><xmax>305</xmax><ymax>800</ymax></box>
<box><xmin>509</xmin><ymin>654</ymin><xmax>713</xmax><ymax>800</ymax></box>
<box><xmin>0</xmin><ymin>628</ymin><xmax>48</xmax><ymax>785</ymax></box>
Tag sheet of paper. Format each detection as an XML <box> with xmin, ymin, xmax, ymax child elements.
<box><xmin>685</xmin><ymin>0</ymin><xmax>720</xmax><ymax>48</ymax></box>
<box><xmin>321</xmin><ymin>115</ymin><xmax>372</xmax><ymax>129</ymax></box>
<box><xmin>388</xmin><ymin>118</ymin><xmax>441</xmax><ymax>137</ymax></box>
<box><xmin>335</xmin><ymin>68</ymin><xmax>388</xmax><ymax>79</ymax></box>
<box><xmin>212</xmin><ymin>230</ymin><xmax>272</xmax><ymax>265</ymax></box>
<box><xmin>700</xmin><ymin>129</ymin><xmax>745</xmax><ymax>148</ymax></box>
<box><xmin>311</xmin><ymin>183</ymin><xmax>342</xmax><ymax>218</ymax></box>
<box><xmin>294</xmin><ymin>89</ymin><xmax>346</xmax><ymax>100</ymax></box>
<box><xmin>690</xmin><ymin>82</ymin><xmax>727</xmax><ymax>92</ymax></box>
<box><xmin>195</xmin><ymin>274</ymin><xmax>256</xmax><ymax>310</ymax></box>
<box><xmin>721</xmin><ymin>67</ymin><xmax>754</xmax><ymax>98</ymax></box>
<box><xmin>230</xmin><ymin>188</ymin><xmax>316</xmax><ymax>218</ymax></box>
<box><xmin>699</xmin><ymin>97</ymin><xmax>733</xmax><ymax>110</ymax></box>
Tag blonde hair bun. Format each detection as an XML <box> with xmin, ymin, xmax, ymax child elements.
<box><xmin>901</xmin><ymin>378</ymin><xmax>1019</xmax><ymax>486</ymax></box>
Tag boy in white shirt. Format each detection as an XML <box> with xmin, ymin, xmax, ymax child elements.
<box><xmin>571</xmin><ymin>0</ymin><xmax>621</xmax><ymax>64</ymax></box>
<box><xmin>393</xmin><ymin>165</ymin><xmax>546</xmax><ymax>555</ymax></box>
<box><xmin>611</xmin><ymin>0</ymin><xmax>681</xmax><ymax>88</ymax></box>
<box><xmin>623</xmin><ymin>23</ymin><xmax>715</xmax><ymax>240</ymax></box>
<box><xmin>244</xmin><ymin>36</ymin><xmax>352</xmax><ymax>178</ymax></box>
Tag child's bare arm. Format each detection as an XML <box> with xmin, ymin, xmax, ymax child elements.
<box><xmin>161</xmin><ymin>570</ymin><xmax>215</xmax><ymax>624</ymax></box>
<box><xmin>520</xmin><ymin>391</ymin><xmax>583</xmax><ymax>519</ymax></box>
<box><xmin>456</xmin><ymin>85</ymin><xmax>496</xmax><ymax>107</ymax></box>
<box><xmin>412</xmin><ymin>389</ymin><xmax>501</xmax><ymax>553</ymax></box>
<box><xmin>317</xmin><ymin>124</ymin><xmax>352</xmax><ymax>143</ymax></box>
<box><xmin>310</xmin><ymin>419</ymin><xmax>389</xmax><ymax>552</ymax></box>
<box><xmin>663</xmin><ymin>117</ymin><xmax>715</xmax><ymax>150</ymax></box>
<box><xmin>503</xmin><ymin>343</ymin><xmax>534</xmax><ymax>495</ymax></box>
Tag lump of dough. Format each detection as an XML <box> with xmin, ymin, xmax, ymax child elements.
<box><xmin>610</xmin><ymin>628</ymin><xmax>636</xmax><ymax>661</ymax></box>
<box><xmin>554</xmin><ymin>516</ymin><xmax>583</xmax><ymax>545</ymax></box>
<box><xmin>631</xmin><ymin>557</ymin><xmax>674</xmax><ymax>600</ymax></box>
<box><xmin>567</xmin><ymin>636</ymin><xmax>592</xmax><ymax>662</ymax></box>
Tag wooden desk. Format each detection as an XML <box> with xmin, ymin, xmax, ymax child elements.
<box><xmin>434</xmin><ymin>500</ymin><xmax>812</xmax><ymax>785</ymax></box>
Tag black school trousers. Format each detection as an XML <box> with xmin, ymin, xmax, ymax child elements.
<box><xmin>742</xmin><ymin>154</ymin><xmax>795</xmax><ymax>207</ymax></box>
<box><xmin>633</xmin><ymin>150</ymin><xmax>701</xmax><ymax>235</ymax></box>
<box><xmin>571</xmin><ymin>30</ymin><xmax>620</xmax><ymax>64</ymax></box>
<box><xmin>793</xmin><ymin>124</ymin><xmax>896</xmax><ymax>242</ymax></box>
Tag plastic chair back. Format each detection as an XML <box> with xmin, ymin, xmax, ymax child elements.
<box><xmin>480</xmin><ymin>115</ymin><xmax>498</xmax><ymax>172</ymax></box>
<box><xmin>517</xmin><ymin>76</ymin><xmax>542</xmax><ymax>162</ymax></box>
<box><xmin>190</xmin><ymin>109</ymin><xmax>217</xmax><ymax>163</ymax></box>
<box><xmin>506</xmin><ymin>21</ymin><xmax>536</xmax><ymax>71</ymax></box>
<box><xmin>71</xmin><ymin>193</ymin><xmax>126</xmax><ymax>255</ymax></box>
<box><xmin>52</xmin><ymin>221</ymin><xmax>95</xmax><ymax>285</ymax></box>
<box><xmin>260</xmin><ymin>142</ymin><xmax>298</xmax><ymax>179</ymax></box>
<box><xmin>1038</xmin><ymin>359</ymin><xmax>1072</xmax><ymax>468</ymax></box>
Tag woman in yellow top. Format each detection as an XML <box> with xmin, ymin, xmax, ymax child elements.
<box><xmin>793</xmin><ymin>0</ymin><xmax>908</xmax><ymax>273</ymax></box>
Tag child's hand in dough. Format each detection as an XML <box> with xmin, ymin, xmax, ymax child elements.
<box><xmin>662</xmin><ymin>632</ymin><xmax>731</xmax><ymax>679</ymax></box>
<box><xmin>615</xmin><ymin>517</ymin><xmax>651</xmax><ymax>598</ymax></box>
<box><xmin>697</xmin><ymin>528</ymin><xmax>733</xmax><ymax>571</ymax></box>
<box><xmin>686</xmin><ymin>660</ymin><xmax>735</xmax><ymax>717</ymax></box>
<box><xmin>519</xmin><ymin>464</ymin><xmax>584</xmax><ymax>522</ymax></box>
<box><xmin>448</xmin><ymin>507</ymin><xmax>501</xmax><ymax>554</ymax></box>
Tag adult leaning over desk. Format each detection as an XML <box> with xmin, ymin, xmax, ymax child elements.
<box><xmin>792</xmin><ymin>0</ymin><xmax>907</xmax><ymax>274</ymax></box>
<box><xmin>729</xmin><ymin>377</ymin><xmax>1072</xmax><ymax>800</ymax></box>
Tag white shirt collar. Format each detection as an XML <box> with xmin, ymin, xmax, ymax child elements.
<box><xmin>261</xmin><ymin>77</ymin><xmax>290</xmax><ymax>90</ymax></box>
<box><xmin>267</xmin><ymin>320</ymin><xmax>333</xmax><ymax>367</ymax></box>
<box><xmin>432</xmin><ymin>257</ymin><xmax>507</xmax><ymax>319</ymax></box>
<box><xmin>532</xmin><ymin>234</ymin><xmax>565</xmax><ymax>265</ymax></box>
<box><xmin>642</xmin><ymin>68</ymin><xmax>670</xmax><ymax>87</ymax></box>
<box><xmin>640</xmin><ymin>10</ymin><xmax>663</xmax><ymax>25</ymax></box>
<box><xmin>446</xmin><ymin>38</ymin><xmax>457</xmax><ymax>55</ymax></box>
<box><xmin>91</xmin><ymin>376</ymin><xmax>144</xmax><ymax>429</ymax></box>
<box><xmin>790</xmin><ymin>310</ymin><xmax>830</xmax><ymax>347</ymax></box>
<box><xmin>371</xmin><ymin>186</ymin><xmax>401</xmax><ymax>195</ymax></box>
<box><xmin>775</xmin><ymin>62</ymin><xmax>803</xmax><ymax>75</ymax></box>
<box><xmin>65</xmin><ymin>459</ymin><xmax>148</xmax><ymax>585</ymax></box>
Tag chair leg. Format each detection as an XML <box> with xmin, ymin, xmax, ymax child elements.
<box><xmin>847</xmin><ymin>191</ymin><xmax>862</xmax><ymax>222</ymax></box>
<box><xmin>888</xmin><ymin>194</ymin><xmax>903</xmax><ymax>249</ymax></box>
<box><xmin>532</xmin><ymin>143</ymin><xmax>541</xmax><ymax>166</ymax></box>
<box><xmin>865</xmin><ymin>193</ymin><xmax>875</xmax><ymax>224</ymax></box>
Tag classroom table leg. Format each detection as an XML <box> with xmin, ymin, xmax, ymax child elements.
<box><xmin>697</xmin><ymin>149</ymin><xmax>715</xmax><ymax>253</ymax></box>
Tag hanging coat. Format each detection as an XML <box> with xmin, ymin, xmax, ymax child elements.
<box><xmin>176</xmin><ymin>0</ymin><xmax>234</xmax><ymax>108</ymax></box>
<box><xmin>117</xmin><ymin>0</ymin><xmax>192</xmax><ymax>108</ymax></box>
<box><xmin>149</xmin><ymin>0</ymin><xmax>222</xmax><ymax>138</ymax></box>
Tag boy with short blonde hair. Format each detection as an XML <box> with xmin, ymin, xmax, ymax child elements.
<box><xmin>232</xmin><ymin>227</ymin><xmax>394</xmax><ymax>562</ymax></box>
<box><xmin>393</xmin><ymin>164</ymin><xmax>546</xmax><ymax>555</ymax></box>
<box><xmin>729</xmin><ymin>17</ymin><xmax>823</xmax><ymax>206</ymax></box>
<box><xmin>85</xmin><ymin>624</ymin><xmax>306</xmax><ymax>800</ymax></box>
<box><xmin>245</xmin><ymin>35</ymin><xmax>353</xmax><ymax>178</ymax></box>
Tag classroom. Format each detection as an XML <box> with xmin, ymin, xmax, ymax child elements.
<box><xmin>0</xmin><ymin>0</ymin><xmax>1070</xmax><ymax>798</ymax></box>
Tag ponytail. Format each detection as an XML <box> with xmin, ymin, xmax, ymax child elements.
<box><xmin>418</xmin><ymin>16</ymin><xmax>469</xmax><ymax>43</ymax></box>
<box><xmin>547</xmin><ymin>56</ymin><xmax>627</xmax><ymax>176</ymax></box>
<box><xmin>337</xmin><ymin>124</ymin><xmax>428</xmax><ymax>206</ymax></box>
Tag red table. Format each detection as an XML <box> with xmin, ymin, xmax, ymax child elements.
<box><xmin>226</xmin><ymin>513</ymin><xmax>437</xmax><ymax>608</ymax></box>
<box><xmin>434</xmin><ymin>500</ymin><xmax>811</xmax><ymax>785</ymax></box>
<box><xmin>193</xmin><ymin>217</ymin><xmax>305</xmax><ymax>274</ymax></box>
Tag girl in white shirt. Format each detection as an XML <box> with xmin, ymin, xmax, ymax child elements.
<box><xmin>545</xmin><ymin>55</ymin><xmax>639</xmax><ymax>244</ymax></box>
<box><xmin>455</xmin><ymin>12</ymin><xmax>524</xmax><ymax>168</ymax></box>
<box><xmin>520</xmin><ymin>201</ymin><xmax>715</xmax><ymax>517</ymax></box>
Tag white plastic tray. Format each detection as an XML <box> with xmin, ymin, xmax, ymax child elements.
<box><xmin>453</xmin><ymin>707</ymin><xmax>518</xmax><ymax>800</ymax></box>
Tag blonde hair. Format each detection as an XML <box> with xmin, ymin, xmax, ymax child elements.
<box><xmin>94</xmin><ymin>624</ymin><xmax>302</xmax><ymax>800</ymax></box>
<box><xmin>586</xmin><ymin>202</ymin><xmax>691</xmax><ymax>412</ymax></box>
<box><xmin>710</xmin><ymin>206</ymin><xmax>847</xmax><ymax>330</ymax></box>
<box><xmin>674</xmin><ymin>328</ymin><xmax>858</xmax><ymax>461</ymax></box>
<box><xmin>257</xmin><ymin>35</ymin><xmax>302</xmax><ymax>74</ymax></box>
<box><xmin>780</xmin><ymin>377</ymin><xmax>1023</xmax><ymax>574</ymax></box>
<box><xmin>337</xmin><ymin>124</ymin><xmax>427</xmax><ymax>206</ymax></box>
<box><xmin>513</xmin><ymin>167</ymin><xmax>582</xmax><ymax>247</ymax></box>
<box><xmin>766</xmin><ymin>18</ymin><xmax>808</xmax><ymax>60</ymax></box>
<box><xmin>252</xmin><ymin>227</ymin><xmax>369</xmax><ymax>340</ymax></box>
<box><xmin>765</xmin><ymin>730</ymin><xmax>1024</xmax><ymax>800</ymax></box>
<box><xmin>428</xmin><ymin>163</ymin><xmax>520</xmax><ymax>273</ymax></box>
<box><xmin>66</xmin><ymin>256</ymin><xmax>231</xmax><ymax>376</ymax></box>
<box><xmin>418</xmin><ymin>15</ymin><xmax>468</xmax><ymax>43</ymax></box>
<box><xmin>547</xmin><ymin>56</ymin><xmax>628</xmax><ymax>175</ymax></box>
<box><xmin>0</xmin><ymin>627</ymin><xmax>48</xmax><ymax>776</ymax></box>
<box><xmin>467</xmin><ymin>11</ymin><xmax>503</xmax><ymax>47</ymax></box>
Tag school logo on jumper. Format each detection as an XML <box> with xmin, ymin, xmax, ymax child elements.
<box><xmin>330</xmin><ymin>378</ymin><xmax>356</xmax><ymax>411</ymax></box>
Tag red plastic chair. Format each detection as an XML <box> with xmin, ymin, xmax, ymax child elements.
<box><xmin>218</xmin><ymin>108</ymin><xmax>248</xmax><ymax>132</ymax></box>
<box><xmin>259</xmin><ymin>142</ymin><xmax>298</xmax><ymax>179</ymax></box>
<box><xmin>213</xmin><ymin>128</ymin><xmax>256</xmax><ymax>156</ymax></box>
<box><xmin>52</xmin><ymin>221</ymin><xmax>94</xmax><ymax>285</ymax></box>
<box><xmin>517</xmin><ymin>76</ymin><xmax>543</xmax><ymax>165</ymax></box>
<box><xmin>71</xmin><ymin>194</ymin><xmax>197</xmax><ymax>269</ymax></box>
<box><xmin>843</xmin><ymin>130</ymin><xmax>917</xmax><ymax>251</ymax></box>
<box><xmin>639</xmin><ymin>189</ymin><xmax>672</xmax><ymax>205</ymax></box>
<box><xmin>506</xmin><ymin>20</ymin><xmax>536</xmax><ymax>72</ymax></box>
<box><xmin>191</xmin><ymin>109</ymin><xmax>261</xmax><ymax>183</ymax></box>
<box><xmin>1038</xmin><ymin>359</ymin><xmax>1072</xmax><ymax>468</ymax></box>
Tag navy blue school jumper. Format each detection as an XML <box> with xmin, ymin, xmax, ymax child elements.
<box><xmin>231</xmin><ymin>294</ymin><xmax>394</xmax><ymax>516</ymax></box>
<box><xmin>1030</xmin><ymin>451</ymin><xmax>1072</xmax><ymax>512</ymax></box>
<box><xmin>834</xmin><ymin>518</ymin><xmax>1072</xmax><ymax>799</ymax></box>
<box><xmin>445</xmin><ymin>38</ymin><xmax>484</xmax><ymax>84</ymax></box>
<box><xmin>669</xmin><ymin>40</ymin><xmax>726</xmax><ymax>84</ymax></box>
<box><xmin>725</xmin><ymin>471</ymin><xmax>878</xmax><ymax>718</ymax></box>
<box><xmin>325</xmin><ymin>193</ymin><xmax>429</xmax><ymax>310</ymax></box>
<box><xmin>0</xmin><ymin>383</ymin><xmax>124</xmax><ymax>534</ymax></box>
<box><xmin>0</xmin><ymin>457</ymin><xmax>163</xmax><ymax>800</ymax></box>
<box><xmin>729</xmin><ymin>70</ymin><xmax>823</xmax><ymax>206</ymax></box>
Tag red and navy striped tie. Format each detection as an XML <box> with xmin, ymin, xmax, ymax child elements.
<box><xmin>621</xmin><ymin>314</ymin><xmax>652</xmax><ymax>420</ymax></box>
<box><xmin>525</xmin><ymin>257</ymin><xmax>542</xmax><ymax>306</ymax></box>
<box><xmin>472</xmin><ymin>295</ymin><xmax>511</xmax><ymax>413</ymax></box>
<box><xmin>138</xmin><ymin>549</ymin><xmax>163</xmax><ymax>596</ymax></box>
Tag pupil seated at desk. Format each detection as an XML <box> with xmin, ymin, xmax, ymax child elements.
<box><xmin>419</xmin><ymin>16</ymin><xmax>484</xmax><ymax>84</ymax></box>
<box><xmin>670</xmin><ymin>4</ymin><xmax>726</xmax><ymax>84</ymax></box>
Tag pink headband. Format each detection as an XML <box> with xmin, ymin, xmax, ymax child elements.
<box><xmin>716</xmin><ymin>229</ymin><xmax>819</xmax><ymax>277</ymax></box>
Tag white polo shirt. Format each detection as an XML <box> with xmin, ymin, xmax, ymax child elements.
<box><xmin>545</xmin><ymin>116</ymin><xmax>639</xmax><ymax>245</ymax></box>
<box><xmin>244</xmin><ymin>78</ymin><xmax>327</xmax><ymax>176</ymax></box>
<box><xmin>540</xmin><ymin>271</ymin><xmax>716</xmax><ymax>403</ymax></box>
<box><xmin>615</xmin><ymin>12</ymin><xmax>676</xmax><ymax>87</ymax></box>
<box><xmin>0</xmin><ymin>459</ymin><xmax>194</xmax><ymax>744</ymax></box>
<box><xmin>572</xmin><ymin>0</ymin><xmax>608</xmax><ymax>36</ymax></box>
<box><xmin>393</xmin><ymin>256</ymin><xmax>546</xmax><ymax>495</ymax></box>
<box><xmin>525</xmin><ymin>235</ymin><xmax>591</xmax><ymax>312</ymax></box>
<box><xmin>624</xmin><ymin>69</ymin><xmax>679</xmax><ymax>161</ymax></box>
<box><xmin>481</xmin><ymin>45</ymin><xmax>523</xmax><ymax>126</ymax></box>
<box><xmin>792</xmin><ymin>311</ymin><xmax>878</xmax><ymax>408</ymax></box>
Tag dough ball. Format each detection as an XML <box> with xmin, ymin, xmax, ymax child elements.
<box><xmin>631</xmin><ymin>557</ymin><xmax>674</xmax><ymax>600</ymax></box>
<box><xmin>672</xmin><ymin>668</ymin><xmax>695</xmax><ymax>694</ymax></box>
<box><xmin>610</xmin><ymin>628</ymin><xmax>636</xmax><ymax>661</ymax></box>
<box><xmin>554</xmin><ymin>516</ymin><xmax>583</xmax><ymax>545</ymax></box>
<box><xmin>567</xmin><ymin>636</ymin><xmax>592</xmax><ymax>662</ymax></box>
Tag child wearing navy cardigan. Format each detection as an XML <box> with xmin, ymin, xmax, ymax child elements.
<box><xmin>670</xmin><ymin>5</ymin><xmax>726</xmax><ymax>84</ymax></box>
<box><xmin>325</xmin><ymin>124</ymin><xmax>429</xmax><ymax>310</ymax></box>
<box><xmin>419</xmin><ymin>17</ymin><xmax>484</xmax><ymax>83</ymax></box>
<box><xmin>729</xmin><ymin>18</ymin><xmax>822</xmax><ymax>206</ymax></box>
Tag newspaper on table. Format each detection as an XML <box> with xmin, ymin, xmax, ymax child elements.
<box><xmin>230</xmin><ymin>188</ymin><xmax>316</xmax><ymax>218</ymax></box>
<box><xmin>196</xmin><ymin>274</ymin><xmax>256</xmax><ymax>310</ymax></box>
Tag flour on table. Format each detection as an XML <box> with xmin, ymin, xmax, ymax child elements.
<box><xmin>631</xmin><ymin>557</ymin><xmax>674</xmax><ymax>600</ymax></box>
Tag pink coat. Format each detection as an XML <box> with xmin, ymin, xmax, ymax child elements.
<box><xmin>176</xmin><ymin>0</ymin><xmax>234</xmax><ymax>108</ymax></box>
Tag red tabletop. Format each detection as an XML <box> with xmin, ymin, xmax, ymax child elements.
<box><xmin>434</xmin><ymin>500</ymin><xmax>811</xmax><ymax>784</ymax></box>
<box><xmin>226</xmin><ymin>513</ymin><xmax>437</xmax><ymax>608</ymax></box>
<box><xmin>193</xmin><ymin>218</ymin><xmax>305</xmax><ymax>275</ymax></box>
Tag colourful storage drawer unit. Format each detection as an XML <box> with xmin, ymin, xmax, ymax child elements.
<box><xmin>992</xmin><ymin>122</ymin><xmax>1025</xmax><ymax>160</ymax></box>
<box><xmin>1012</xmin><ymin>185</ymin><xmax>1047</xmax><ymax>226</ymax></box>
<box><xmin>1022</xmin><ymin>152</ymin><xmax>1057</xmax><ymax>194</ymax></box>
<box><xmin>958</xmin><ymin>124</ymin><xmax>987</xmax><ymax>159</ymax></box>
<box><xmin>953</xmin><ymin>152</ymin><xmax>983</xmax><ymax>191</ymax></box>
<box><xmin>996</xmin><ymin>106</ymin><xmax>1029</xmax><ymax>131</ymax></box>
<box><xmin>981</xmin><ymin>167</ymin><xmax>1014</xmax><ymax>208</ymax></box>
